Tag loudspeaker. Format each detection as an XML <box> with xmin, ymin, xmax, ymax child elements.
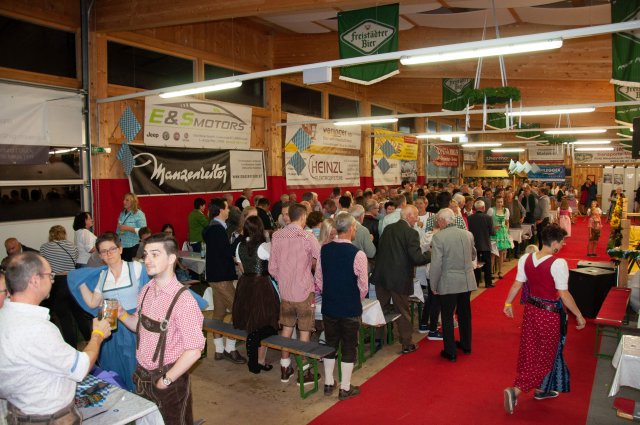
<box><xmin>568</xmin><ymin>267</ymin><xmax>616</xmax><ymax>318</ymax></box>
<box><xmin>633</xmin><ymin>117</ymin><xmax>640</xmax><ymax>159</ymax></box>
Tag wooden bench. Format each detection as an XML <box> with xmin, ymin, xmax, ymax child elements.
<box><xmin>593</xmin><ymin>287</ymin><xmax>632</xmax><ymax>359</ymax></box>
<box><xmin>203</xmin><ymin>319</ymin><xmax>334</xmax><ymax>399</ymax></box>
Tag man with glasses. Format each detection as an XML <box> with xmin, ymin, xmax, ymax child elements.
<box><xmin>0</xmin><ymin>252</ymin><xmax>111</xmax><ymax>424</ymax></box>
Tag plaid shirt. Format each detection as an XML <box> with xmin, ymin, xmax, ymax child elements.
<box><xmin>424</xmin><ymin>214</ymin><xmax>467</xmax><ymax>232</ymax></box>
<box><xmin>135</xmin><ymin>277</ymin><xmax>205</xmax><ymax>371</ymax></box>
<box><xmin>269</xmin><ymin>224</ymin><xmax>320</xmax><ymax>302</ymax></box>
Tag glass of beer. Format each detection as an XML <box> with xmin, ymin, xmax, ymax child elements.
<box><xmin>99</xmin><ymin>299</ymin><xmax>119</xmax><ymax>331</ymax></box>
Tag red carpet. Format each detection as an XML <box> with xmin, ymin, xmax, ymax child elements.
<box><xmin>310</xmin><ymin>218</ymin><xmax>605</xmax><ymax>425</ymax></box>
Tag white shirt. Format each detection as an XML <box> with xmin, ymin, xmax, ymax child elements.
<box><xmin>97</xmin><ymin>261</ymin><xmax>142</xmax><ymax>293</ymax></box>
<box><xmin>0</xmin><ymin>301</ymin><xmax>89</xmax><ymax>414</ymax></box>
<box><xmin>75</xmin><ymin>228</ymin><xmax>97</xmax><ymax>265</ymax></box>
<box><xmin>515</xmin><ymin>253</ymin><xmax>569</xmax><ymax>290</ymax></box>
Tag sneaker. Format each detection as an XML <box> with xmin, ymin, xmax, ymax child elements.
<box><xmin>280</xmin><ymin>365</ymin><xmax>294</xmax><ymax>383</ymax></box>
<box><xmin>338</xmin><ymin>385</ymin><xmax>361</xmax><ymax>400</ymax></box>
<box><xmin>534</xmin><ymin>390</ymin><xmax>559</xmax><ymax>400</ymax></box>
<box><xmin>427</xmin><ymin>330</ymin><xmax>443</xmax><ymax>341</ymax></box>
<box><xmin>503</xmin><ymin>387</ymin><xmax>517</xmax><ymax>414</ymax></box>
<box><xmin>296</xmin><ymin>368</ymin><xmax>320</xmax><ymax>386</ymax></box>
<box><xmin>324</xmin><ymin>384</ymin><xmax>335</xmax><ymax>396</ymax></box>
<box><xmin>418</xmin><ymin>324</ymin><xmax>428</xmax><ymax>334</ymax></box>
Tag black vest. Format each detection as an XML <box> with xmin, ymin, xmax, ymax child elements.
<box><xmin>320</xmin><ymin>242</ymin><xmax>362</xmax><ymax>318</ymax></box>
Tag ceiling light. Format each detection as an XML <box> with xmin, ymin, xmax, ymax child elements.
<box><xmin>492</xmin><ymin>148</ymin><xmax>525</xmax><ymax>153</ymax></box>
<box><xmin>507</xmin><ymin>107</ymin><xmax>595</xmax><ymax>117</ymax></box>
<box><xmin>416</xmin><ymin>133</ymin><xmax>465</xmax><ymax>141</ymax></box>
<box><xmin>570</xmin><ymin>140</ymin><xmax>612</xmax><ymax>145</ymax></box>
<box><xmin>400</xmin><ymin>39</ymin><xmax>562</xmax><ymax>65</ymax></box>
<box><xmin>545</xmin><ymin>129</ymin><xmax>606</xmax><ymax>135</ymax></box>
<box><xmin>575</xmin><ymin>147</ymin><xmax>614</xmax><ymax>151</ymax></box>
<box><xmin>159</xmin><ymin>81</ymin><xmax>242</xmax><ymax>98</ymax></box>
<box><xmin>461</xmin><ymin>142</ymin><xmax>502</xmax><ymax>148</ymax></box>
<box><xmin>334</xmin><ymin>118</ymin><xmax>398</xmax><ymax>126</ymax></box>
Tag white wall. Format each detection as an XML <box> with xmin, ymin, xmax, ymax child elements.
<box><xmin>0</xmin><ymin>216</ymin><xmax>74</xmax><ymax>254</ymax></box>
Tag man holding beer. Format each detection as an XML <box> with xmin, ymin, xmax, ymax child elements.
<box><xmin>119</xmin><ymin>233</ymin><xmax>205</xmax><ymax>425</ymax></box>
<box><xmin>0</xmin><ymin>252</ymin><xmax>112</xmax><ymax>423</ymax></box>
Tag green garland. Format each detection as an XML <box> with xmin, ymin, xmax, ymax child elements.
<box><xmin>539</xmin><ymin>135</ymin><xmax>577</xmax><ymax>145</ymax></box>
<box><xmin>462</xmin><ymin>86</ymin><xmax>521</xmax><ymax>106</ymax></box>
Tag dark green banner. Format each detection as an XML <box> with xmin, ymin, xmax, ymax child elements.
<box><xmin>442</xmin><ymin>78</ymin><xmax>474</xmax><ymax>111</ymax></box>
<box><xmin>338</xmin><ymin>4</ymin><xmax>399</xmax><ymax>85</ymax></box>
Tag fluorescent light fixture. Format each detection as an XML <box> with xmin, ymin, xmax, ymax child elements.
<box><xmin>575</xmin><ymin>147</ymin><xmax>614</xmax><ymax>151</ymax></box>
<box><xmin>159</xmin><ymin>81</ymin><xmax>242</xmax><ymax>98</ymax></box>
<box><xmin>461</xmin><ymin>142</ymin><xmax>502</xmax><ymax>148</ymax></box>
<box><xmin>416</xmin><ymin>132</ymin><xmax>465</xmax><ymax>140</ymax></box>
<box><xmin>334</xmin><ymin>118</ymin><xmax>398</xmax><ymax>126</ymax></box>
<box><xmin>570</xmin><ymin>140</ymin><xmax>611</xmax><ymax>145</ymax></box>
<box><xmin>400</xmin><ymin>39</ymin><xmax>562</xmax><ymax>65</ymax></box>
<box><xmin>492</xmin><ymin>148</ymin><xmax>525</xmax><ymax>153</ymax></box>
<box><xmin>49</xmin><ymin>148</ymin><xmax>78</xmax><ymax>155</ymax></box>
<box><xmin>545</xmin><ymin>129</ymin><xmax>606</xmax><ymax>135</ymax></box>
<box><xmin>507</xmin><ymin>107</ymin><xmax>595</xmax><ymax>117</ymax></box>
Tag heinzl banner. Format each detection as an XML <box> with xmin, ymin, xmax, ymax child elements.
<box><xmin>144</xmin><ymin>95</ymin><xmax>252</xmax><ymax>149</ymax></box>
<box><xmin>338</xmin><ymin>4</ymin><xmax>399</xmax><ymax>85</ymax></box>
<box><xmin>129</xmin><ymin>145</ymin><xmax>265</xmax><ymax>195</ymax></box>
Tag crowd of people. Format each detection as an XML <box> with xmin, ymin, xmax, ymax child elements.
<box><xmin>0</xmin><ymin>178</ymin><xmax>595</xmax><ymax>422</ymax></box>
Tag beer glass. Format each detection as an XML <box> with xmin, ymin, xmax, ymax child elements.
<box><xmin>99</xmin><ymin>298</ymin><xmax>119</xmax><ymax>331</ymax></box>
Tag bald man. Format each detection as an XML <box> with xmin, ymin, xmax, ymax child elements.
<box><xmin>2</xmin><ymin>238</ymin><xmax>38</xmax><ymax>268</ymax></box>
<box><xmin>373</xmin><ymin>205</ymin><xmax>430</xmax><ymax>354</ymax></box>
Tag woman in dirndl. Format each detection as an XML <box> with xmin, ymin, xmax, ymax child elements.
<box><xmin>232</xmin><ymin>216</ymin><xmax>280</xmax><ymax>374</ymax></box>
<box><xmin>487</xmin><ymin>196</ymin><xmax>511</xmax><ymax>279</ymax></box>
<box><xmin>502</xmin><ymin>224</ymin><xmax>586</xmax><ymax>414</ymax></box>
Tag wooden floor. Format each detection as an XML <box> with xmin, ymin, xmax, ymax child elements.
<box><xmin>190</xmin><ymin>258</ymin><xmax>518</xmax><ymax>424</ymax></box>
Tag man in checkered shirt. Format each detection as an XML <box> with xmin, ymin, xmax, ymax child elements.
<box><xmin>120</xmin><ymin>234</ymin><xmax>205</xmax><ymax>425</ymax></box>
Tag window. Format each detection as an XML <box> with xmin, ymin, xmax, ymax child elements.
<box><xmin>0</xmin><ymin>16</ymin><xmax>76</xmax><ymax>78</ymax></box>
<box><xmin>371</xmin><ymin>105</ymin><xmax>394</xmax><ymax>129</ymax></box>
<box><xmin>108</xmin><ymin>42</ymin><xmax>194</xmax><ymax>89</ymax></box>
<box><xmin>329</xmin><ymin>95</ymin><xmax>359</xmax><ymax>119</ymax></box>
<box><xmin>0</xmin><ymin>147</ymin><xmax>83</xmax><ymax>222</ymax></box>
<box><xmin>398</xmin><ymin>117</ymin><xmax>416</xmax><ymax>134</ymax></box>
<box><xmin>281</xmin><ymin>83</ymin><xmax>322</xmax><ymax>117</ymax></box>
<box><xmin>204</xmin><ymin>64</ymin><xmax>264</xmax><ymax>107</ymax></box>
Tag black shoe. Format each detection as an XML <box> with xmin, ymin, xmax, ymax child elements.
<box><xmin>440</xmin><ymin>350</ymin><xmax>457</xmax><ymax>362</ymax></box>
<box><xmin>259</xmin><ymin>363</ymin><xmax>273</xmax><ymax>371</ymax></box>
<box><xmin>338</xmin><ymin>385</ymin><xmax>361</xmax><ymax>400</ymax></box>
<box><xmin>324</xmin><ymin>384</ymin><xmax>335</xmax><ymax>396</ymax></box>
<box><xmin>455</xmin><ymin>340</ymin><xmax>471</xmax><ymax>354</ymax></box>
<box><xmin>485</xmin><ymin>284</ymin><xmax>495</xmax><ymax>288</ymax></box>
<box><xmin>214</xmin><ymin>352</ymin><xmax>225</xmax><ymax>361</ymax></box>
<box><xmin>402</xmin><ymin>343</ymin><xmax>419</xmax><ymax>354</ymax></box>
<box><xmin>223</xmin><ymin>350</ymin><xmax>247</xmax><ymax>364</ymax></box>
<box><xmin>296</xmin><ymin>368</ymin><xmax>320</xmax><ymax>386</ymax></box>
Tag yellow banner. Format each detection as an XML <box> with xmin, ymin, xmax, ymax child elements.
<box><xmin>373</xmin><ymin>128</ymin><xmax>418</xmax><ymax>161</ymax></box>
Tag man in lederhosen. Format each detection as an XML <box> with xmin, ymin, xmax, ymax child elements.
<box><xmin>119</xmin><ymin>233</ymin><xmax>205</xmax><ymax>425</ymax></box>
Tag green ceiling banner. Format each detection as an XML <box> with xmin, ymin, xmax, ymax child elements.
<box><xmin>611</xmin><ymin>0</ymin><xmax>640</xmax><ymax>87</ymax></box>
<box><xmin>614</xmin><ymin>84</ymin><xmax>640</xmax><ymax>125</ymax></box>
<box><xmin>338</xmin><ymin>4</ymin><xmax>399</xmax><ymax>85</ymax></box>
<box><xmin>442</xmin><ymin>78</ymin><xmax>475</xmax><ymax>111</ymax></box>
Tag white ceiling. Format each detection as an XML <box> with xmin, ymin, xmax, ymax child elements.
<box><xmin>261</xmin><ymin>1</ymin><xmax>610</xmax><ymax>34</ymax></box>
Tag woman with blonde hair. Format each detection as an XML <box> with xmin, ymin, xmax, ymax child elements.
<box><xmin>117</xmin><ymin>192</ymin><xmax>147</xmax><ymax>261</ymax></box>
<box><xmin>318</xmin><ymin>218</ymin><xmax>337</xmax><ymax>245</ymax></box>
<box><xmin>40</xmin><ymin>225</ymin><xmax>92</xmax><ymax>348</ymax></box>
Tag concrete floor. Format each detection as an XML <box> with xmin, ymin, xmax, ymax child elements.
<box><xmin>189</xmin><ymin>261</ymin><xmax>512</xmax><ymax>424</ymax></box>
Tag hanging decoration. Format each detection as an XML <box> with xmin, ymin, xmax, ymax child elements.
<box><xmin>116</xmin><ymin>106</ymin><xmax>142</xmax><ymax>176</ymax></box>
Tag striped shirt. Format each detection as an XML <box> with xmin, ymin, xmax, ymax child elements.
<box><xmin>40</xmin><ymin>241</ymin><xmax>78</xmax><ymax>274</ymax></box>
<box><xmin>269</xmin><ymin>223</ymin><xmax>320</xmax><ymax>302</ymax></box>
<box><xmin>136</xmin><ymin>277</ymin><xmax>205</xmax><ymax>371</ymax></box>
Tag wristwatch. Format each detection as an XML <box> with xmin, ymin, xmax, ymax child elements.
<box><xmin>162</xmin><ymin>374</ymin><xmax>173</xmax><ymax>386</ymax></box>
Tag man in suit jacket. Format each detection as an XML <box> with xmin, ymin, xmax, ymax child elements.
<box><xmin>373</xmin><ymin>205</ymin><xmax>430</xmax><ymax>354</ymax></box>
<box><xmin>467</xmin><ymin>199</ymin><xmax>495</xmax><ymax>288</ymax></box>
<box><xmin>430</xmin><ymin>208</ymin><xmax>478</xmax><ymax>362</ymax></box>
<box><xmin>203</xmin><ymin>198</ymin><xmax>245</xmax><ymax>364</ymax></box>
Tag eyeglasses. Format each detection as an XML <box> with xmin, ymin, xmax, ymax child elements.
<box><xmin>99</xmin><ymin>246</ymin><xmax>119</xmax><ymax>256</ymax></box>
<box><xmin>38</xmin><ymin>272</ymin><xmax>56</xmax><ymax>281</ymax></box>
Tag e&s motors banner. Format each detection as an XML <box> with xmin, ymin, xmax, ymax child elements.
<box><xmin>144</xmin><ymin>95</ymin><xmax>252</xmax><ymax>149</ymax></box>
<box><xmin>129</xmin><ymin>145</ymin><xmax>265</xmax><ymax>195</ymax></box>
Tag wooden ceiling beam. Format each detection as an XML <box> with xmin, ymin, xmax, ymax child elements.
<box><xmin>94</xmin><ymin>0</ymin><xmax>437</xmax><ymax>32</ymax></box>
